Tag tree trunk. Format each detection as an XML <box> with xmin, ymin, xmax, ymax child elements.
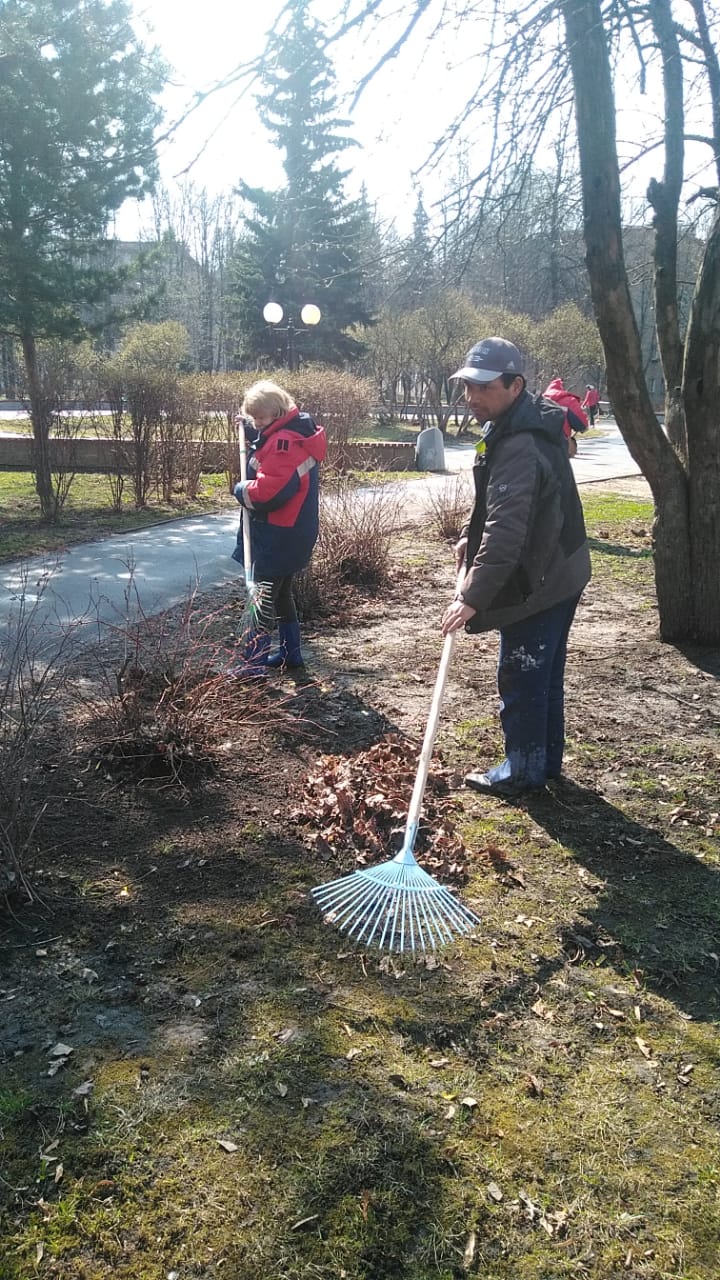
<box><xmin>20</xmin><ymin>332</ymin><xmax>55</xmax><ymax>521</ymax></box>
<box><xmin>683</xmin><ymin>204</ymin><xmax>720</xmax><ymax>643</ymax></box>
<box><xmin>647</xmin><ymin>0</ymin><xmax>686</xmax><ymax>459</ymax></box>
<box><xmin>562</xmin><ymin>0</ymin><xmax>694</xmax><ymax>641</ymax></box>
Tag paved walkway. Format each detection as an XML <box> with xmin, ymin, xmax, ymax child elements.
<box><xmin>0</xmin><ymin>421</ymin><xmax>643</xmax><ymax>643</ymax></box>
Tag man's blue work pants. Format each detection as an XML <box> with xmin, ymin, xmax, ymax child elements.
<box><xmin>497</xmin><ymin>594</ymin><xmax>581</xmax><ymax>788</ymax></box>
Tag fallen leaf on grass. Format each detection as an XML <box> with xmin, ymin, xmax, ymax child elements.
<box><xmin>429</xmin><ymin>1056</ymin><xmax>450</xmax><ymax>1068</ymax></box>
<box><xmin>54</xmin><ymin>1164</ymin><xmax>64</xmax><ymax>1184</ymax></box>
<box><xmin>463</xmin><ymin>1230</ymin><xmax>477</xmax><ymax>1269</ymax></box>
<box><xmin>290</xmin><ymin>1214</ymin><xmax>319</xmax><ymax>1231</ymax></box>
<box><xmin>72</xmin><ymin>1080</ymin><xmax>94</xmax><ymax>1097</ymax></box>
<box><xmin>346</xmin><ymin>1047</ymin><xmax>362</xmax><ymax>1061</ymax></box>
<box><xmin>217</xmin><ymin>1139</ymin><xmax>238</xmax><ymax>1153</ymax></box>
<box><xmin>635</xmin><ymin>1035</ymin><xmax>652</xmax><ymax>1059</ymax></box>
<box><xmin>359</xmin><ymin>1189</ymin><xmax>372</xmax><ymax>1221</ymax></box>
<box><xmin>275</xmin><ymin>1082</ymin><xmax>288</xmax><ymax>1098</ymax></box>
<box><xmin>526</xmin><ymin>1074</ymin><xmax>544</xmax><ymax>1097</ymax></box>
<box><xmin>274</xmin><ymin>1027</ymin><xmax>297</xmax><ymax>1044</ymax></box>
<box><xmin>486</xmin><ymin>1182</ymin><xmax>503</xmax><ymax>1202</ymax></box>
<box><xmin>531</xmin><ymin>999</ymin><xmax>555</xmax><ymax>1022</ymax></box>
<box><xmin>460</xmin><ymin>1096</ymin><xmax>478</xmax><ymax>1109</ymax></box>
<box><xmin>49</xmin><ymin>1042</ymin><xmax>74</xmax><ymax>1058</ymax></box>
<box><xmin>387</xmin><ymin>1072</ymin><xmax>409</xmax><ymax>1090</ymax></box>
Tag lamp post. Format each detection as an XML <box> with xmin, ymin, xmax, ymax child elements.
<box><xmin>263</xmin><ymin>302</ymin><xmax>321</xmax><ymax>371</ymax></box>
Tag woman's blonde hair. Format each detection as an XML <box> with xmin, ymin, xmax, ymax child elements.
<box><xmin>242</xmin><ymin>380</ymin><xmax>294</xmax><ymax>422</ymax></box>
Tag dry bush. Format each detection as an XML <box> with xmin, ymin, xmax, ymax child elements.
<box><xmin>188</xmin><ymin>372</ymin><xmax>247</xmax><ymax>490</ymax></box>
<box><xmin>294</xmin><ymin>476</ymin><xmax>401</xmax><ymax>622</ymax></box>
<box><xmin>84</xmin><ymin>581</ymin><xmax>282</xmax><ymax>790</ymax></box>
<box><xmin>0</xmin><ymin>577</ymin><xmax>77</xmax><ymax>903</ymax></box>
<box><xmin>284</xmin><ymin>367</ymin><xmax>375</xmax><ymax>469</ymax></box>
<box><xmin>424</xmin><ymin>474</ymin><xmax>473</xmax><ymax>543</ymax></box>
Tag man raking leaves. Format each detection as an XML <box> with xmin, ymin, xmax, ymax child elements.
<box><xmin>441</xmin><ymin>338</ymin><xmax>591</xmax><ymax>798</ymax></box>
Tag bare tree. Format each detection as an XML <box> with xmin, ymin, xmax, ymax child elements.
<box><xmin>324</xmin><ymin>0</ymin><xmax>720</xmax><ymax>643</ymax></box>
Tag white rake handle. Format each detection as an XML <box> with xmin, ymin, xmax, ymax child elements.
<box><xmin>400</xmin><ymin>568</ymin><xmax>465</xmax><ymax>858</ymax></box>
<box><xmin>401</xmin><ymin>630</ymin><xmax>457</xmax><ymax>851</ymax></box>
<box><xmin>238</xmin><ymin>416</ymin><xmax>252</xmax><ymax>579</ymax></box>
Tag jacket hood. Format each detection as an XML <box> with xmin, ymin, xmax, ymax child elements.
<box><xmin>260</xmin><ymin>408</ymin><xmax>327</xmax><ymax>462</ymax></box>
<box><xmin>545</xmin><ymin>378</ymin><xmax>565</xmax><ymax>393</ymax></box>
<box><xmin>492</xmin><ymin>388</ymin><xmax>566</xmax><ymax>446</ymax></box>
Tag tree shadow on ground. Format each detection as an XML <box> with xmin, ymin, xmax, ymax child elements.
<box><xmin>522</xmin><ymin>781</ymin><xmax>720</xmax><ymax>1021</ymax></box>
<box><xmin>587</xmin><ymin>536</ymin><xmax>652</xmax><ymax>559</ymax></box>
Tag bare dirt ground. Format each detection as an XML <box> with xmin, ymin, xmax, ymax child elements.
<box><xmin>2</xmin><ymin>484</ymin><xmax>720</xmax><ymax>1280</ymax></box>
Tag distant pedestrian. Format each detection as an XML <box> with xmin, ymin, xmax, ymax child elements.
<box><xmin>231</xmin><ymin>380</ymin><xmax>326</xmax><ymax>676</ymax></box>
<box><xmin>543</xmin><ymin>378</ymin><xmax>589</xmax><ymax>457</ymax></box>
<box><xmin>441</xmin><ymin>338</ymin><xmax>591</xmax><ymax>798</ymax></box>
<box><xmin>581</xmin><ymin>384</ymin><xmax>600</xmax><ymax>426</ymax></box>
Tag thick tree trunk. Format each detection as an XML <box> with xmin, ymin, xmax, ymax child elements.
<box><xmin>683</xmin><ymin>204</ymin><xmax>720</xmax><ymax>644</ymax></box>
<box><xmin>20</xmin><ymin>332</ymin><xmax>55</xmax><ymax>521</ymax></box>
<box><xmin>562</xmin><ymin>0</ymin><xmax>694</xmax><ymax>641</ymax></box>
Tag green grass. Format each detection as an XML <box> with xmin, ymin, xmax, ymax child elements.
<box><xmin>0</xmin><ymin>470</ymin><xmax>234</xmax><ymax>560</ymax></box>
<box><xmin>2</xmin><ymin>511</ymin><xmax>720</xmax><ymax>1278</ymax></box>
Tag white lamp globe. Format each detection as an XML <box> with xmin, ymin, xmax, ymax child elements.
<box><xmin>263</xmin><ymin>302</ymin><xmax>284</xmax><ymax>324</ymax></box>
<box><xmin>300</xmin><ymin>303</ymin><xmax>321</xmax><ymax>326</ymax></box>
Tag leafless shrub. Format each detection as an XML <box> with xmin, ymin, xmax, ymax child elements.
<box><xmin>84</xmin><ymin>575</ymin><xmax>280</xmax><ymax>790</ymax></box>
<box><xmin>0</xmin><ymin>573</ymin><xmax>77</xmax><ymax>903</ymax></box>
<box><xmin>424</xmin><ymin>474</ymin><xmax>473</xmax><ymax>543</ymax></box>
<box><xmin>285</xmin><ymin>367</ymin><xmax>375</xmax><ymax>470</ymax></box>
<box><xmin>294</xmin><ymin>476</ymin><xmax>401</xmax><ymax>622</ymax></box>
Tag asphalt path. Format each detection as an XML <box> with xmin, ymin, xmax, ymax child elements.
<box><xmin>0</xmin><ymin>421</ymin><xmax>642</xmax><ymax>645</ymax></box>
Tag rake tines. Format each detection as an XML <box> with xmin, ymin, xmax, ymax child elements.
<box><xmin>311</xmin><ymin>848</ymin><xmax>480</xmax><ymax>953</ymax></box>
<box><xmin>311</xmin><ymin>621</ymin><xmax>481</xmax><ymax>954</ymax></box>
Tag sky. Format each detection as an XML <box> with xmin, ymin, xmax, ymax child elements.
<box><xmin>117</xmin><ymin>1</ymin><xmax>716</xmax><ymax>247</ymax></box>
<box><xmin>117</xmin><ymin>0</ymin><xmax>468</xmax><ymax>240</ymax></box>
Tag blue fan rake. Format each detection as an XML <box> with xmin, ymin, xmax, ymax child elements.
<box><xmin>311</xmin><ymin>627</ymin><xmax>480</xmax><ymax>953</ymax></box>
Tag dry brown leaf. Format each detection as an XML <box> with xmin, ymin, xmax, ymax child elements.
<box><xmin>359</xmin><ymin>1189</ymin><xmax>372</xmax><ymax>1222</ymax></box>
<box><xmin>463</xmin><ymin>1230</ymin><xmax>477</xmax><ymax>1269</ymax></box>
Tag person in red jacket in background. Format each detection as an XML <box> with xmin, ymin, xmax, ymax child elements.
<box><xmin>581</xmin><ymin>384</ymin><xmax>600</xmax><ymax>425</ymax></box>
<box><xmin>542</xmin><ymin>378</ymin><xmax>589</xmax><ymax>457</ymax></box>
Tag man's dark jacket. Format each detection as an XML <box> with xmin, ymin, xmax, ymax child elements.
<box><xmin>460</xmin><ymin>389</ymin><xmax>591</xmax><ymax>632</ymax></box>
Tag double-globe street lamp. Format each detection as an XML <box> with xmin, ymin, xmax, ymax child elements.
<box><xmin>263</xmin><ymin>301</ymin><xmax>322</xmax><ymax>371</ymax></box>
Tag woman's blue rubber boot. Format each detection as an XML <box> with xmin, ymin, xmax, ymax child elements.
<box><xmin>226</xmin><ymin>630</ymin><xmax>271</xmax><ymax>680</ymax></box>
<box><xmin>265</xmin><ymin>620</ymin><xmax>304</xmax><ymax>670</ymax></box>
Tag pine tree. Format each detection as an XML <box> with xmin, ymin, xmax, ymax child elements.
<box><xmin>228</xmin><ymin>0</ymin><xmax>374</xmax><ymax>367</ymax></box>
<box><xmin>393</xmin><ymin>195</ymin><xmax>437</xmax><ymax>310</ymax></box>
<box><xmin>0</xmin><ymin>0</ymin><xmax>166</xmax><ymax>517</ymax></box>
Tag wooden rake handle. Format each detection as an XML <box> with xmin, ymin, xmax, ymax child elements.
<box><xmin>237</xmin><ymin>417</ymin><xmax>253</xmax><ymax>580</ymax></box>
<box><xmin>402</xmin><ymin>569</ymin><xmax>465</xmax><ymax>853</ymax></box>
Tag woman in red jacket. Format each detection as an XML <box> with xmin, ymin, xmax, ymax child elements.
<box><xmin>231</xmin><ymin>380</ymin><xmax>326</xmax><ymax>676</ymax></box>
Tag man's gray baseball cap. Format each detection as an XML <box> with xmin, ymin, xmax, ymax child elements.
<box><xmin>451</xmin><ymin>337</ymin><xmax>524</xmax><ymax>383</ymax></box>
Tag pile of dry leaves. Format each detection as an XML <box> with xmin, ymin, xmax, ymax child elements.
<box><xmin>292</xmin><ymin>733</ymin><xmax>471</xmax><ymax>882</ymax></box>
